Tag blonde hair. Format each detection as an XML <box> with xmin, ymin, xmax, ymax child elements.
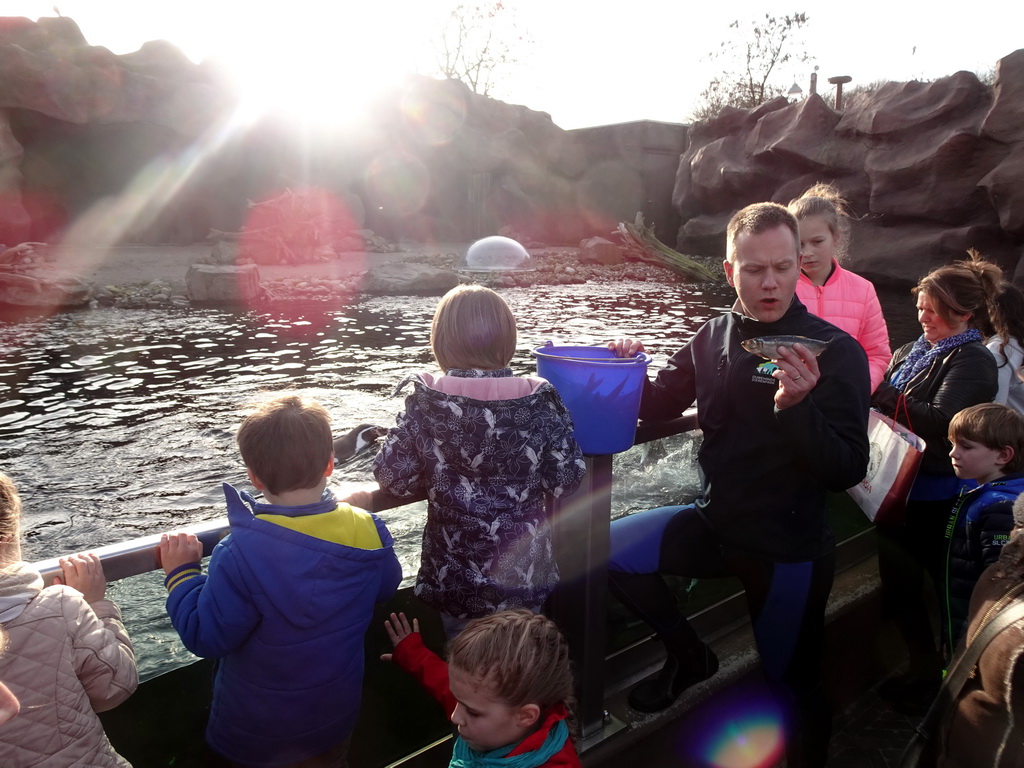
<box><xmin>949</xmin><ymin>403</ymin><xmax>1024</xmax><ymax>474</ymax></box>
<box><xmin>236</xmin><ymin>395</ymin><xmax>333</xmax><ymax>495</ymax></box>
<box><xmin>431</xmin><ymin>285</ymin><xmax>517</xmax><ymax>372</ymax></box>
<box><xmin>725</xmin><ymin>202</ymin><xmax>799</xmax><ymax>263</ymax></box>
<box><xmin>448</xmin><ymin>610</ymin><xmax>577</xmax><ymax>739</ymax></box>
<box><xmin>0</xmin><ymin>472</ymin><xmax>21</xmax><ymax>544</ymax></box>
<box><xmin>787</xmin><ymin>183</ymin><xmax>854</xmax><ymax>261</ymax></box>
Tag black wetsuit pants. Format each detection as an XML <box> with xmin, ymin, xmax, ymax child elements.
<box><xmin>608</xmin><ymin>504</ymin><xmax>836</xmax><ymax>768</ymax></box>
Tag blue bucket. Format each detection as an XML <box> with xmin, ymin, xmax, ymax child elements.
<box><xmin>533</xmin><ymin>344</ymin><xmax>652</xmax><ymax>455</ymax></box>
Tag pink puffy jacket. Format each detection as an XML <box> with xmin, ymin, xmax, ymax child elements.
<box><xmin>796</xmin><ymin>261</ymin><xmax>891</xmax><ymax>392</ymax></box>
<box><xmin>0</xmin><ymin>562</ymin><xmax>137</xmax><ymax>767</ymax></box>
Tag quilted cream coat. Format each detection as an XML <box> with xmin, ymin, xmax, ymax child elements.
<box><xmin>0</xmin><ymin>562</ymin><xmax>137</xmax><ymax>767</ymax></box>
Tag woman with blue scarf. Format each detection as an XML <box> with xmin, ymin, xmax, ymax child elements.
<box><xmin>872</xmin><ymin>254</ymin><xmax>1002</xmax><ymax>710</ymax></box>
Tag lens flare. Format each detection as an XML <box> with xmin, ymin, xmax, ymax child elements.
<box><xmin>705</xmin><ymin>718</ymin><xmax>783</xmax><ymax>768</ymax></box>
<box><xmin>241</xmin><ymin>186</ymin><xmax>360</xmax><ymax>264</ymax></box>
<box><xmin>364</xmin><ymin>152</ymin><xmax>430</xmax><ymax>218</ymax></box>
<box><xmin>400</xmin><ymin>81</ymin><xmax>467</xmax><ymax>147</ymax></box>
<box><xmin>675</xmin><ymin>681</ymin><xmax>785</xmax><ymax>768</ymax></box>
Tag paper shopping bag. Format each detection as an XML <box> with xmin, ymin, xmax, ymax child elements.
<box><xmin>847</xmin><ymin>409</ymin><xmax>926</xmax><ymax>526</ymax></box>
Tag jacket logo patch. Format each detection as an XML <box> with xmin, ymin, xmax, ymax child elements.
<box><xmin>752</xmin><ymin>361</ymin><xmax>779</xmax><ymax>384</ymax></box>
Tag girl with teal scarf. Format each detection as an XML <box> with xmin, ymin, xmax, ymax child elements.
<box><xmin>384</xmin><ymin>610</ymin><xmax>581</xmax><ymax>768</ymax></box>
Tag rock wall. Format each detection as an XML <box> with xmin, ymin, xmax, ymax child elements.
<box><xmin>0</xmin><ymin>16</ymin><xmax>235</xmax><ymax>245</ymax></box>
<box><xmin>0</xmin><ymin>15</ymin><xmax>656</xmax><ymax>251</ymax></box>
<box><xmin>2</xmin><ymin>16</ymin><xmax>1023</xmax><ymax>286</ymax></box>
<box><xmin>674</xmin><ymin>49</ymin><xmax>1024</xmax><ymax>286</ymax></box>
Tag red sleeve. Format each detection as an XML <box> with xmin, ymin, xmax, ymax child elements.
<box><xmin>392</xmin><ymin>633</ymin><xmax>457</xmax><ymax>716</ymax></box>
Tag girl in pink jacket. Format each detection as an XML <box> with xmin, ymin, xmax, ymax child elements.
<box><xmin>789</xmin><ymin>184</ymin><xmax>891</xmax><ymax>392</ymax></box>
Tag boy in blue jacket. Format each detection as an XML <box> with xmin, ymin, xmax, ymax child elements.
<box><xmin>943</xmin><ymin>402</ymin><xmax>1024</xmax><ymax>657</ymax></box>
<box><xmin>159</xmin><ymin>395</ymin><xmax>402</xmax><ymax>768</ymax></box>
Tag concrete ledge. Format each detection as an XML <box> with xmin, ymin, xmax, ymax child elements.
<box><xmin>583</xmin><ymin>555</ymin><xmax>893</xmax><ymax>766</ymax></box>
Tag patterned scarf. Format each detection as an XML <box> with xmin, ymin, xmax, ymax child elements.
<box><xmin>889</xmin><ymin>328</ymin><xmax>981</xmax><ymax>392</ymax></box>
<box><xmin>449</xmin><ymin>719</ymin><xmax>569</xmax><ymax>768</ymax></box>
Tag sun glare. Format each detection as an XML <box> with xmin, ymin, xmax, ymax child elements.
<box><xmin>202</xmin><ymin>5</ymin><xmax>432</xmax><ymax>129</ymax></box>
<box><xmin>22</xmin><ymin>0</ymin><xmax>440</xmax><ymax>129</ymax></box>
<box><xmin>223</xmin><ymin>44</ymin><xmax>400</xmax><ymax>129</ymax></box>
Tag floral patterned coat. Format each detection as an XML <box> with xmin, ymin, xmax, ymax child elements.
<box><xmin>374</xmin><ymin>368</ymin><xmax>586</xmax><ymax>618</ymax></box>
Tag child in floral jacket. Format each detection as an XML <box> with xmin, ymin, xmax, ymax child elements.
<box><xmin>374</xmin><ymin>284</ymin><xmax>585</xmax><ymax>636</ymax></box>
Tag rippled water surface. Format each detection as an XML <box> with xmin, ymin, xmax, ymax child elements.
<box><xmin>1</xmin><ymin>279</ymin><xmax>732</xmax><ymax>576</ymax></box>
<box><xmin>1</xmin><ymin>283</ymin><xmax>728</xmax><ymax>553</ymax></box>
<box><xmin>2</xmin><ymin>277</ymin><xmax>920</xmax><ymax>678</ymax></box>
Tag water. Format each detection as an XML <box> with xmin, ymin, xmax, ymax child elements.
<box><xmin>1</xmin><ymin>280</ymin><xmax>733</xmax><ymax>557</ymax></box>
<box><xmin>1</xmin><ymin>280</ymin><xmax>734</xmax><ymax>676</ymax></box>
<box><xmin>0</xmin><ymin>278</ymin><xmax>922</xmax><ymax>678</ymax></box>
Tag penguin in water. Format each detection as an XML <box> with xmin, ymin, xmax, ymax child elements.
<box><xmin>333</xmin><ymin>424</ymin><xmax>387</xmax><ymax>464</ymax></box>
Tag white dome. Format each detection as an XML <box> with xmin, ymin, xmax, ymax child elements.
<box><xmin>464</xmin><ymin>236</ymin><xmax>531</xmax><ymax>270</ymax></box>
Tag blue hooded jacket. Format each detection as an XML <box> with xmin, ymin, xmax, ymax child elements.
<box><xmin>942</xmin><ymin>471</ymin><xmax>1024</xmax><ymax>653</ymax></box>
<box><xmin>165</xmin><ymin>484</ymin><xmax>402</xmax><ymax>767</ymax></box>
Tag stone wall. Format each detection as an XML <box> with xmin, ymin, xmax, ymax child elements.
<box><xmin>569</xmin><ymin>121</ymin><xmax>687</xmax><ymax>246</ymax></box>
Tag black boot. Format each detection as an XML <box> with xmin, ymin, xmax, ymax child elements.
<box><xmin>628</xmin><ymin>641</ymin><xmax>720</xmax><ymax>712</ymax></box>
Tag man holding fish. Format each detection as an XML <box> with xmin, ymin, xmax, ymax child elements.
<box><xmin>607</xmin><ymin>202</ymin><xmax>870</xmax><ymax>768</ymax></box>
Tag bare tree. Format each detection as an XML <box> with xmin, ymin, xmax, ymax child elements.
<box><xmin>975</xmin><ymin>65</ymin><xmax>997</xmax><ymax>87</ymax></box>
<box><xmin>690</xmin><ymin>13</ymin><xmax>812</xmax><ymax>122</ymax></box>
<box><xmin>434</xmin><ymin>2</ymin><xmax>530</xmax><ymax>97</ymax></box>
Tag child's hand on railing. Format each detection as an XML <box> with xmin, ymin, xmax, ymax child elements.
<box><xmin>157</xmin><ymin>532</ymin><xmax>203</xmax><ymax>575</ymax></box>
<box><xmin>381</xmin><ymin>611</ymin><xmax>419</xmax><ymax>661</ymax></box>
<box><xmin>53</xmin><ymin>552</ymin><xmax>107</xmax><ymax>604</ymax></box>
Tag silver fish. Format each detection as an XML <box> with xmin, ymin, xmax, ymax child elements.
<box><xmin>741</xmin><ymin>335</ymin><xmax>829</xmax><ymax>360</ymax></box>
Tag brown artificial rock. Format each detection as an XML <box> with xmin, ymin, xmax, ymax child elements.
<box><xmin>688</xmin><ymin>134</ymin><xmax>781</xmax><ymax>212</ymax></box>
<box><xmin>675</xmin><ymin>58</ymin><xmax>1024</xmax><ymax>282</ymax></box>
<box><xmin>744</xmin><ymin>94</ymin><xmax>846</xmax><ymax>172</ymax></box>
<box><xmin>836</xmin><ymin>71</ymin><xmax>991</xmax><ymax>139</ymax></box>
<box><xmin>979</xmin><ymin>147</ymin><xmax>1024</xmax><ymax>235</ymax></box>
<box><xmin>982</xmin><ymin>49</ymin><xmax>1024</xmax><ymax>144</ymax></box>
<box><xmin>847</xmin><ymin>219</ymin><xmax>1019</xmax><ymax>283</ymax></box>
<box><xmin>675</xmin><ymin>212</ymin><xmax>734</xmax><ymax>257</ymax></box>
<box><xmin>578</xmin><ymin>237</ymin><xmax>623</xmax><ymax>266</ymax></box>
<box><xmin>0</xmin><ymin>111</ymin><xmax>29</xmax><ymax>242</ymax></box>
<box><xmin>0</xmin><ymin>15</ymin><xmax>1022</xmax><ymax>283</ymax></box>
<box><xmin>865</xmin><ymin>131</ymin><xmax>1006</xmax><ymax>223</ymax></box>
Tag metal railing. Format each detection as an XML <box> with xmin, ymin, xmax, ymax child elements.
<box><xmin>30</xmin><ymin>406</ymin><xmax>877</xmax><ymax>746</ymax></box>
<box><xmin>34</xmin><ymin>411</ymin><xmax>700</xmax><ymax>586</ymax></box>
<box><xmin>33</xmin><ymin>486</ymin><xmax>427</xmax><ymax>587</ymax></box>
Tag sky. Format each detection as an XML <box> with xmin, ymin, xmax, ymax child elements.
<box><xmin>5</xmin><ymin>1</ymin><xmax>1021</xmax><ymax>130</ymax></box>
